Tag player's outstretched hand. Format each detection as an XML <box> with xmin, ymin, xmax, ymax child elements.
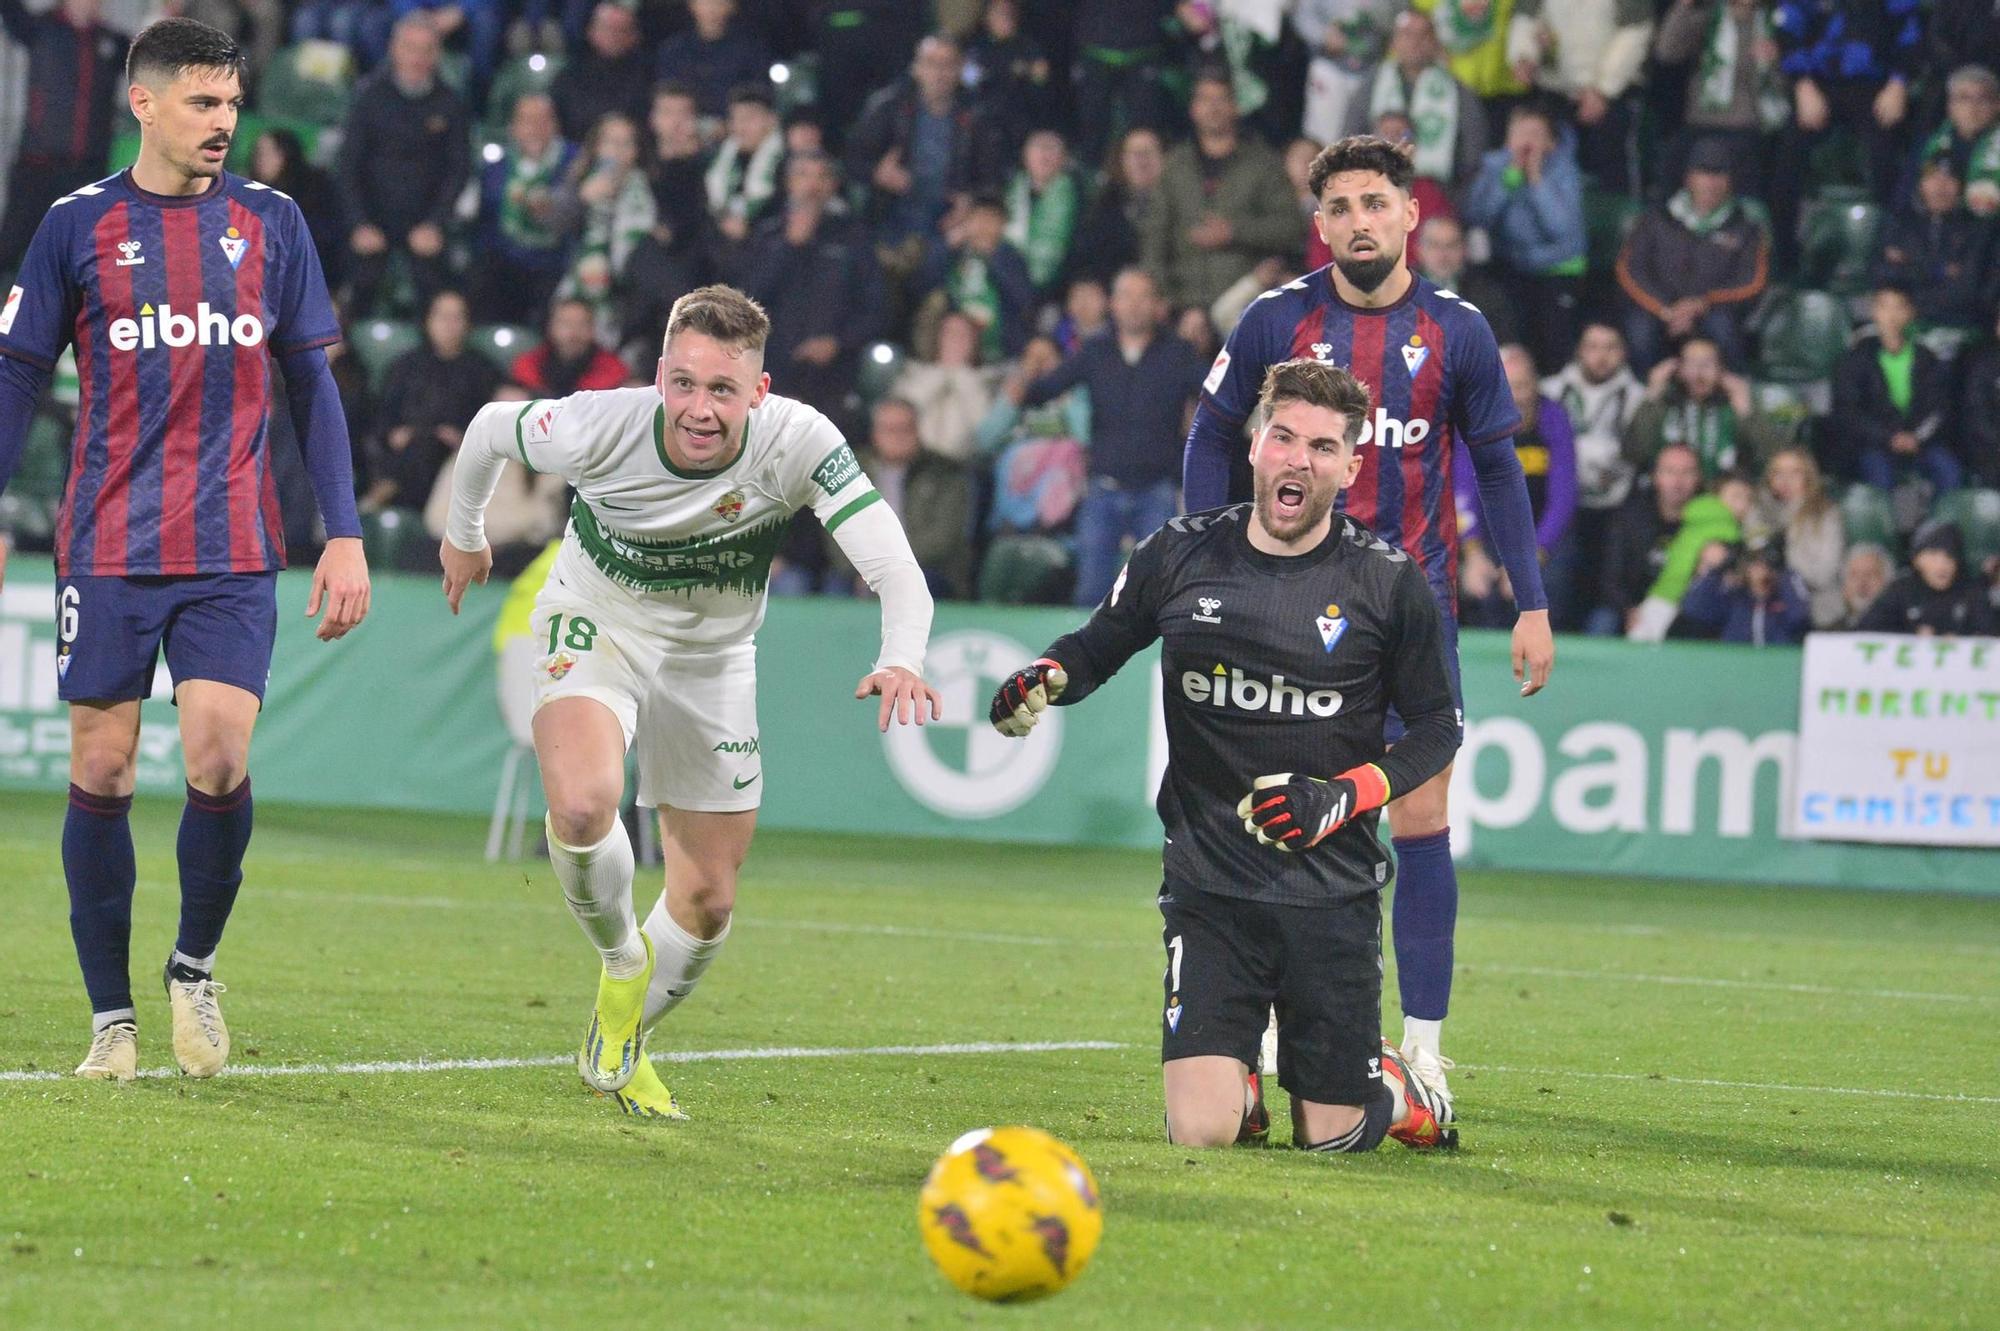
<box><xmin>309</xmin><ymin>537</ymin><xmax>372</xmax><ymax>642</ymax></box>
<box><xmin>989</xmin><ymin>659</ymin><xmax>1067</xmax><ymax>737</ymax></box>
<box><xmin>439</xmin><ymin>538</ymin><xmax>493</xmax><ymax>615</ymax></box>
<box><xmin>855</xmin><ymin>665</ymin><xmax>943</xmax><ymax>732</ymax></box>
<box><xmin>1512</xmin><ymin>608</ymin><xmax>1555</xmax><ymax>697</ymax></box>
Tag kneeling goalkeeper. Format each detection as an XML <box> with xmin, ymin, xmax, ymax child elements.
<box><xmin>990</xmin><ymin>359</ymin><xmax>1461</xmax><ymax>1152</ymax></box>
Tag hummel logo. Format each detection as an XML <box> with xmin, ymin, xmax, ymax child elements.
<box><xmin>732</xmin><ymin>772</ymin><xmax>760</xmax><ymax>789</ymax></box>
<box><xmin>1309</xmin><ymin>341</ymin><xmax>1332</xmax><ymax>361</ymax></box>
<box><xmin>1193</xmin><ymin>596</ymin><xmax>1222</xmax><ymax>624</ymax></box>
<box><xmin>115</xmin><ymin>240</ymin><xmax>145</xmax><ymax>267</ymax></box>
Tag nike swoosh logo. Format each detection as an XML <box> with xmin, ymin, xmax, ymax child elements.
<box><xmin>598</xmin><ymin>498</ymin><xmax>642</xmax><ymax>511</ymax></box>
<box><xmin>733</xmin><ymin>772</ymin><xmax>760</xmax><ymax>789</ymax></box>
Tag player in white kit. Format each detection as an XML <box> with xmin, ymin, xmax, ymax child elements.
<box><xmin>439</xmin><ymin>286</ymin><xmax>941</xmax><ymax>1118</ymax></box>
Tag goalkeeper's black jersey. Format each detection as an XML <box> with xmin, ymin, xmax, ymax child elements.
<box><xmin>1043</xmin><ymin>505</ymin><xmax>1460</xmax><ymax>906</ymax></box>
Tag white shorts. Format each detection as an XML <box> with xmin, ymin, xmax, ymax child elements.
<box><xmin>528</xmin><ymin>578</ymin><xmax>762</xmax><ymax>813</ymax></box>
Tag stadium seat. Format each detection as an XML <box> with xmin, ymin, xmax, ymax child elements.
<box><xmin>257</xmin><ymin>41</ymin><xmax>355</xmax><ymax>127</ymax></box>
<box><xmin>1748</xmin><ymin>380</ymin><xmax>1812</xmax><ymax>447</ymax></box>
<box><xmin>359</xmin><ymin>506</ymin><xmax>427</xmax><ymax>571</ymax></box>
<box><xmin>1799</xmin><ymin>195</ymin><xmax>1882</xmax><ymax>297</ymax></box>
<box><xmin>470</xmin><ymin>323</ymin><xmax>538</xmax><ymax>368</ymax></box>
<box><xmin>1840</xmin><ymin>483</ymin><xmax>1898</xmax><ymax>555</ymax></box>
<box><xmin>348</xmin><ymin>319</ymin><xmax>421</xmax><ymax>387</ymax></box>
<box><xmin>855</xmin><ymin>342</ymin><xmax>905</xmax><ymax>406</ymax></box>
<box><xmin>1755</xmin><ymin>289</ymin><xmax>1850</xmax><ymax>384</ymax></box>
<box><xmin>1929</xmin><ymin>488</ymin><xmax>2000</xmax><ymax>569</ymax></box>
<box><xmin>1583</xmin><ymin>187</ymin><xmax>1641</xmax><ymax>275</ymax></box>
<box><xmin>978</xmin><ymin>533</ymin><xmax>1073</xmax><ymax>605</ymax></box>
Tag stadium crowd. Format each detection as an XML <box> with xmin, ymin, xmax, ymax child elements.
<box><xmin>4</xmin><ymin>0</ymin><xmax>1999</xmax><ymax>642</ymax></box>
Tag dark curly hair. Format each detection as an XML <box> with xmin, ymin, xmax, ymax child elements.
<box><xmin>1258</xmin><ymin>359</ymin><xmax>1374</xmax><ymax>444</ymax></box>
<box><xmin>1307</xmin><ymin>135</ymin><xmax>1415</xmax><ymax>202</ymax></box>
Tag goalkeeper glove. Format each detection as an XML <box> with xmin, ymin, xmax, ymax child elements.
<box><xmin>1237</xmin><ymin>765</ymin><xmax>1391</xmax><ymax>851</ymax></box>
<box><xmin>989</xmin><ymin>659</ymin><xmax>1068</xmax><ymax>737</ymax></box>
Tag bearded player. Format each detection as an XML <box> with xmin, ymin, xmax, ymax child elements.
<box><xmin>440</xmin><ymin>285</ymin><xmax>940</xmax><ymax>1120</ymax></box>
<box><xmin>0</xmin><ymin>18</ymin><xmax>370</xmax><ymax>1082</ymax></box>
<box><xmin>1182</xmin><ymin>135</ymin><xmax>1556</xmax><ymax>1110</ymax></box>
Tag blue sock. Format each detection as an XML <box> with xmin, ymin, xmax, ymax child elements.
<box><xmin>63</xmin><ymin>784</ymin><xmax>137</xmax><ymax>1022</ymax></box>
<box><xmin>175</xmin><ymin>778</ymin><xmax>254</xmax><ymax>966</ymax></box>
<box><xmin>1390</xmin><ymin>829</ymin><xmax>1457</xmax><ymax>1022</ymax></box>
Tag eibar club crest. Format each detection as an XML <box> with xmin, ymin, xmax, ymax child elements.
<box><xmin>712</xmin><ymin>489</ymin><xmax>746</xmax><ymax>523</ymax></box>
<box><xmin>218</xmin><ymin>227</ymin><xmax>247</xmax><ymax>269</ymax></box>
<box><xmin>1401</xmin><ymin>335</ymin><xmax>1429</xmax><ymax>378</ymax></box>
<box><xmin>1315</xmin><ymin>603</ymin><xmax>1348</xmax><ymax>652</ymax></box>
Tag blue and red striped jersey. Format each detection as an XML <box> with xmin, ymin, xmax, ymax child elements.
<box><xmin>0</xmin><ymin>169</ymin><xmax>340</xmax><ymax>576</ymax></box>
<box><xmin>1191</xmin><ymin>269</ymin><xmax>1520</xmax><ymax>599</ymax></box>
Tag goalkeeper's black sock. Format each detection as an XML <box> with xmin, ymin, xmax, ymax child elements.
<box><xmin>1298</xmin><ymin>1086</ymin><xmax>1395</xmax><ymax>1153</ymax></box>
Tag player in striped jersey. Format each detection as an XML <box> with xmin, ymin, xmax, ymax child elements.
<box><xmin>1183</xmin><ymin>136</ymin><xmax>1556</xmax><ymax>1109</ymax></box>
<box><xmin>0</xmin><ymin>19</ymin><xmax>369</xmax><ymax>1082</ymax></box>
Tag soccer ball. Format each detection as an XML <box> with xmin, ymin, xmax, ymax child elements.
<box><xmin>916</xmin><ymin>1125</ymin><xmax>1103</xmax><ymax>1302</ymax></box>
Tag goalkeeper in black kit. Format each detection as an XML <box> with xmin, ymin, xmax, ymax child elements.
<box><xmin>990</xmin><ymin>359</ymin><xmax>1460</xmax><ymax>1153</ymax></box>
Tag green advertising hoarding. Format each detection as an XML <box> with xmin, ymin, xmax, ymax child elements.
<box><xmin>0</xmin><ymin>557</ymin><xmax>1987</xmax><ymax>894</ymax></box>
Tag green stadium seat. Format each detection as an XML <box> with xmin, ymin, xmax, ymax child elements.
<box><xmin>1928</xmin><ymin>487</ymin><xmax>2000</xmax><ymax>569</ymax></box>
<box><xmin>1799</xmin><ymin>195</ymin><xmax>1882</xmax><ymax>296</ymax></box>
<box><xmin>349</xmin><ymin>319</ymin><xmax>421</xmax><ymax>387</ymax></box>
<box><xmin>1748</xmin><ymin>380</ymin><xmax>1811</xmax><ymax>447</ymax></box>
<box><xmin>1583</xmin><ymin>188</ymin><xmax>1641</xmax><ymax>275</ymax></box>
<box><xmin>773</xmin><ymin>53</ymin><xmax>818</xmax><ymax>116</ymax></box>
<box><xmin>470</xmin><ymin>323</ymin><xmax>537</xmax><ymax>370</ymax></box>
<box><xmin>257</xmin><ymin>41</ymin><xmax>355</xmax><ymax>128</ymax></box>
<box><xmin>1840</xmin><ymin>483</ymin><xmax>1898</xmax><ymax>555</ymax></box>
<box><xmin>360</xmin><ymin>506</ymin><xmax>427</xmax><ymax>571</ymax></box>
<box><xmin>1756</xmin><ymin>289</ymin><xmax>1850</xmax><ymax>383</ymax></box>
<box><xmin>978</xmin><ymin>534</ymin><xmax>1073</xmax><ymax>605</ymax></box>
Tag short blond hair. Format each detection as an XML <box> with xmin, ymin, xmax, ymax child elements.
<box><xmin>664</xmin><ymin>284</ymin><xmax>770</xmax><ymax>354</ymax></box>
<box><xmin>1258</xmin><ymin>359</ymin><xmax>1373</xmax><ymax>444</ymax></box>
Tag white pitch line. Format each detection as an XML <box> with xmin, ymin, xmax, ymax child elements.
<box><xmin>1462</xmin><ymin>963</ymin><xmax>2000</xmax><ymax>1006</ymax></box>
<box><xmin>1463</xmin><ymin>1063</ymin><xmax>2000</xmax><ymax>1106</ymax></box>
<box><xmin>0</xmin><ymin>1039</ymin><xmax>1127</xmax><ymax>1085</ymax></box>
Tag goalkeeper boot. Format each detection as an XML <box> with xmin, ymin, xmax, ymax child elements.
<box><xmin>165</xmin><ymin>962</ymin><xmax>230</xmax><ymax>1078</ymax></box>
<box><xmin>1237</xmin><ymin>1071</ymin><xmax>1271</xmax><ymax>1145</ymax></box>
<box><xmin>1399</xmin><ymin>1042</ymin><xmax>1455</xmax><ymax>1121</ymax></box>
<box><xmin>597</xmin><ymin>1052</ymin><xmax>688</xmax><ymax>1121</ymax></box>
<box><xmin>577</xmin><ymin>934</ymin><xmax>655</xmax><ymax>1093</ymax></box>
<box><xmin>76</xmin><ymin>1021</ymin><xmax>138</xmax><ymax>1081</ymax></box>
<box><xmin>1381</xmin><ymin>1038</ymin><xmax>1457</xmax><ymax>1150</ymax></box>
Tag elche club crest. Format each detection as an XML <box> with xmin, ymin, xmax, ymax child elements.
<box><xmin>712</xmin><ymin>489</ymin><xmax>746</xmax><ymax>523</ymax></box>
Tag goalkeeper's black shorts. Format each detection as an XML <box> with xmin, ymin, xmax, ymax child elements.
<box><xmin>1157</xmin><ymin>884</ymin><xmax>1384</xmax><ymax>1107</ymax></box>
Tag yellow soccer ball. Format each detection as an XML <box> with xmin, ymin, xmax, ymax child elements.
<box><xmin>917</xmin><ymin>1125</ymin><xmax>1103</xmax><ymax>1302</ymax></box>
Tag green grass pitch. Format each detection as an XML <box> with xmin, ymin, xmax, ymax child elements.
<box><xmin>1</xmin><ymin>790</ymin><xmax>1996</xmax><ymax>1329</ymax></box>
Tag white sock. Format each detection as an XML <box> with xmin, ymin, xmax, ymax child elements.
<box><xmin>171</xmin><ymin>949</ymin><xmax>216</xmax><ymax>975</ymax></box>
<box><xmin>640</xmin><ymin>895</ymin><xmax>730</xmax><ymax>1031</ymax></box>
<box><xmin>92</xmin><ymin>1007</ymin><xmax>136</xmax><ymax>1032</ymax></box>
<box><xmin>1402</xmin><ymin>1016</ymin><xmax>1444</xmax><ymax>1057</ymax></box>
<box><xmin>546</xmin><ymin>815</ymin><xmax>647</xmax><ymax>978</ymax></box>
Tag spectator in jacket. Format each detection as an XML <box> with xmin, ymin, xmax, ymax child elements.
<box><xmin>1956</xmin><ymin>306</ymin><xmax>2000</xmax><ymax>485</ymax></box>
<box><xmin>1415</xmin><ymin>215</ymin><xmax>1517</xmax><ymax>346</ymax></box>
<box><xmin>1874</xmin><ymin>153</ymin><xmax>1995</xmax><ymax>337</ymax></box>
<box><xmin>1015</xmin><ymin>266</ymin><xmax>1205</xmax><ymax>605</ymax></box>
<box><xmin>553</xmin><ymin>111</ymin><xmax>655</xmax><ymax>344</ymax></box>
<box><xmin>1593</xmin><ymin>440</ymin><xmax>1703</xmax><ymax>633</ymax></box>
<box><xmin>1679</xmin><ymin>543</ymin><xmax>1813</xmax><ymax>643</ymax></box>
<box><xmin>1068</xmin><ymin>127</ymin><xmax>1165</xmax><ymax>286</ymax></box>
<box><xmin>705</xmin><ymin>83</ymin><xmax>785</xmax><ymax>246</ymax></box>
<box><xmin>964</xmin><ymin>0</ymin><xmax>1058</xmax><ymax>146</ymax></box>
<box><xmin>1141</xmin><ymin>68</ymin><xmax>1300</xmax><ymax>313</ymax></box>
<box><xmin>1457</xmin><ymin>343</ymin><xmax>1582</xmax><ymax>621</ymax></box>
<box><xmin>1460</xmin><ymin>103</ymin><xmax>1587</xmax><ymax>373</ymax></box>
<box><xmin>250</xmin><ymin>126</ymin><xmax>346</xmax><ymax>289</ymax></box>
<box><xmin>732</xmin><ymin>150</ymin><xmax>886</xmax><ymax>421</ymax></box>
<box><xmin>845</xmin><ymin>35</ymin><xmax>1010</xmax><ymax>248</ymax></box>
<box><xmin>470</xmin><ymin>91</ymin><xmax>575</xmax><ymax>325</ymax></box>
<box><xmin>1756</xmin><ymin>447</ymin><xmax>1847</xmax><ymax>626</ymax></box>
<box><xmin>1005</xmin><ymin>129</ymin><xmax>1086</xmax><ymax>298</ymax></box>
<box><xmin>917</xmin><ymin>193</ymin><xmax>1035</xmax><ymax>363</ymax></box>
<box><xmin>364</xmin><ymin>289</ymin><xmax>502</xmax><ymax>513</ymax></box>
<box><xmin>891</xmin><ymin>311</ymin><xmax>999</xmax><ymax>464</ymax></box>
<box><xmin>548</xmin><ymin>2</ymin><xmax>651</xmax><ymax>142</ymax></box>
<box><xmin>509</xmin><ymin>297</ymin><xmax>628</xmax><ymax>396</ymax></box>
<box><xmin>0</xmin><ymin>0</ymin><xmax>126</xmax><ymax>270</ymax></box>
<box><xmin>1507</xmin><ymin>0</ymin><xmax>1655</xmax><ymax>193</ymax></box>
<box><xmin>822</xmin><ymin>397</ymin><xmax>973</xmax><ymax>599</ymax></box>
<box><xmin>1340</xmin><ymin>10</ymin><xmax>1489</xmax><ymax>187</ymax></box>
<box><xmin>1071</xmin><ymin>0</ymin><xmax>1176</xmax><ymax>166</ymax></box>
<box><xmin>1625</xmin><ymin>336</ymin><xmax>1789</xmax><ymax>480</ymax></box>
<box><xmin>1628</xmin><ymin>470</ymin><xmax>1755</xmax><ymax>640</ymax></box>
<box><xmin>653</xmin><ymin>0</ymin><xmax>769</xmax><ymax>119</ymax></box>
<box><xmin>1858</xmin><ymin>520</ymin><xmax>2000</xmax><ymax>634</ymax></box>
<box><xmin>1295</xmin><ymin>0</ymin><xmax>1399</xmax><ymax>147</ymax></box>
<box><xmin>1546</xmin><ymin>322</ymin><xmax>1644</xmax><ymax>538</ymax></box>
<box><xmin>1652</xmin><ymin>0</ymin><xmax>1787</xmax><ymax>191</ymax></box>
<box><xmin>336</xmin><ymin>13</ymin><xmax>470</xmax><ymax>316</ymax></box>
<box><xmin>1909</xmin><ymin>63</ymin><xmax>2000</xmax><ymax>213</ymax></box>
<box><xmin>1833</xmin><ymin>285</ymin><xmax>1962</xmax><ymax>497</ymax></box>
<box><xmin>1615</xmin><ymin>136</ymin><xmax>1771</xmax><ymax>371</ymax></box>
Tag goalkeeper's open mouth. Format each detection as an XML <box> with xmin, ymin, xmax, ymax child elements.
<box><xmin>1274</xmin><ymin>480</ymin><xmax>1308</xmax><ymax>520</ymax></box>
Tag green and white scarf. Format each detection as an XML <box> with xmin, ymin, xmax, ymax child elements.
<box><xmin>1005</xmin><ymin>169</ymin><xmax>1079</xmax><ymax>289</ymax></box>
<box><xmin>501</xmin><ymin>140</ymin><xmax>570</xmax><ymax>251</ymax></box>
<box><xmin>1431</xmin><ymin>0</ymin><xmax>1497</xmax><ymax>56</ymax></box>
<box><xmin>1661</xmin><ymin>399</ymin><xmax>1738</xmax><ymax>478</ymax></box>
<box><xmin>1694</xmin><ymin>3</ymin><xmax>1787</xmax><ymax>131</ymax></box>
<box><xmin>1668</xmin><ymin>187</ymin><xmax>1741</xmax><ymax>236</ymax></box>
<box><xmin>951</xmin><ymin>256</ymin><xmax>1003</xmax><ymax>361</ymax></box>
<box><xmin>1368</xmin><ymin>62</ymin><xmax>1458</xmax><ymax>180</ymax></box>
<box><xmin>703</xmin><ymin>132</ymin><xmax>784</xmax><ymax>225</ymax></box>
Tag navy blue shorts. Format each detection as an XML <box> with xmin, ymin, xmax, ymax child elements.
<box><xmin>1382</xmin><ymin>597</ymin><xmax>1463</xmax><ymax>746</ymax></box>
<box><xmin>55</xmin><ymin>573</ymin><xmax>278</xmax><ymax>704</ymax></box>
